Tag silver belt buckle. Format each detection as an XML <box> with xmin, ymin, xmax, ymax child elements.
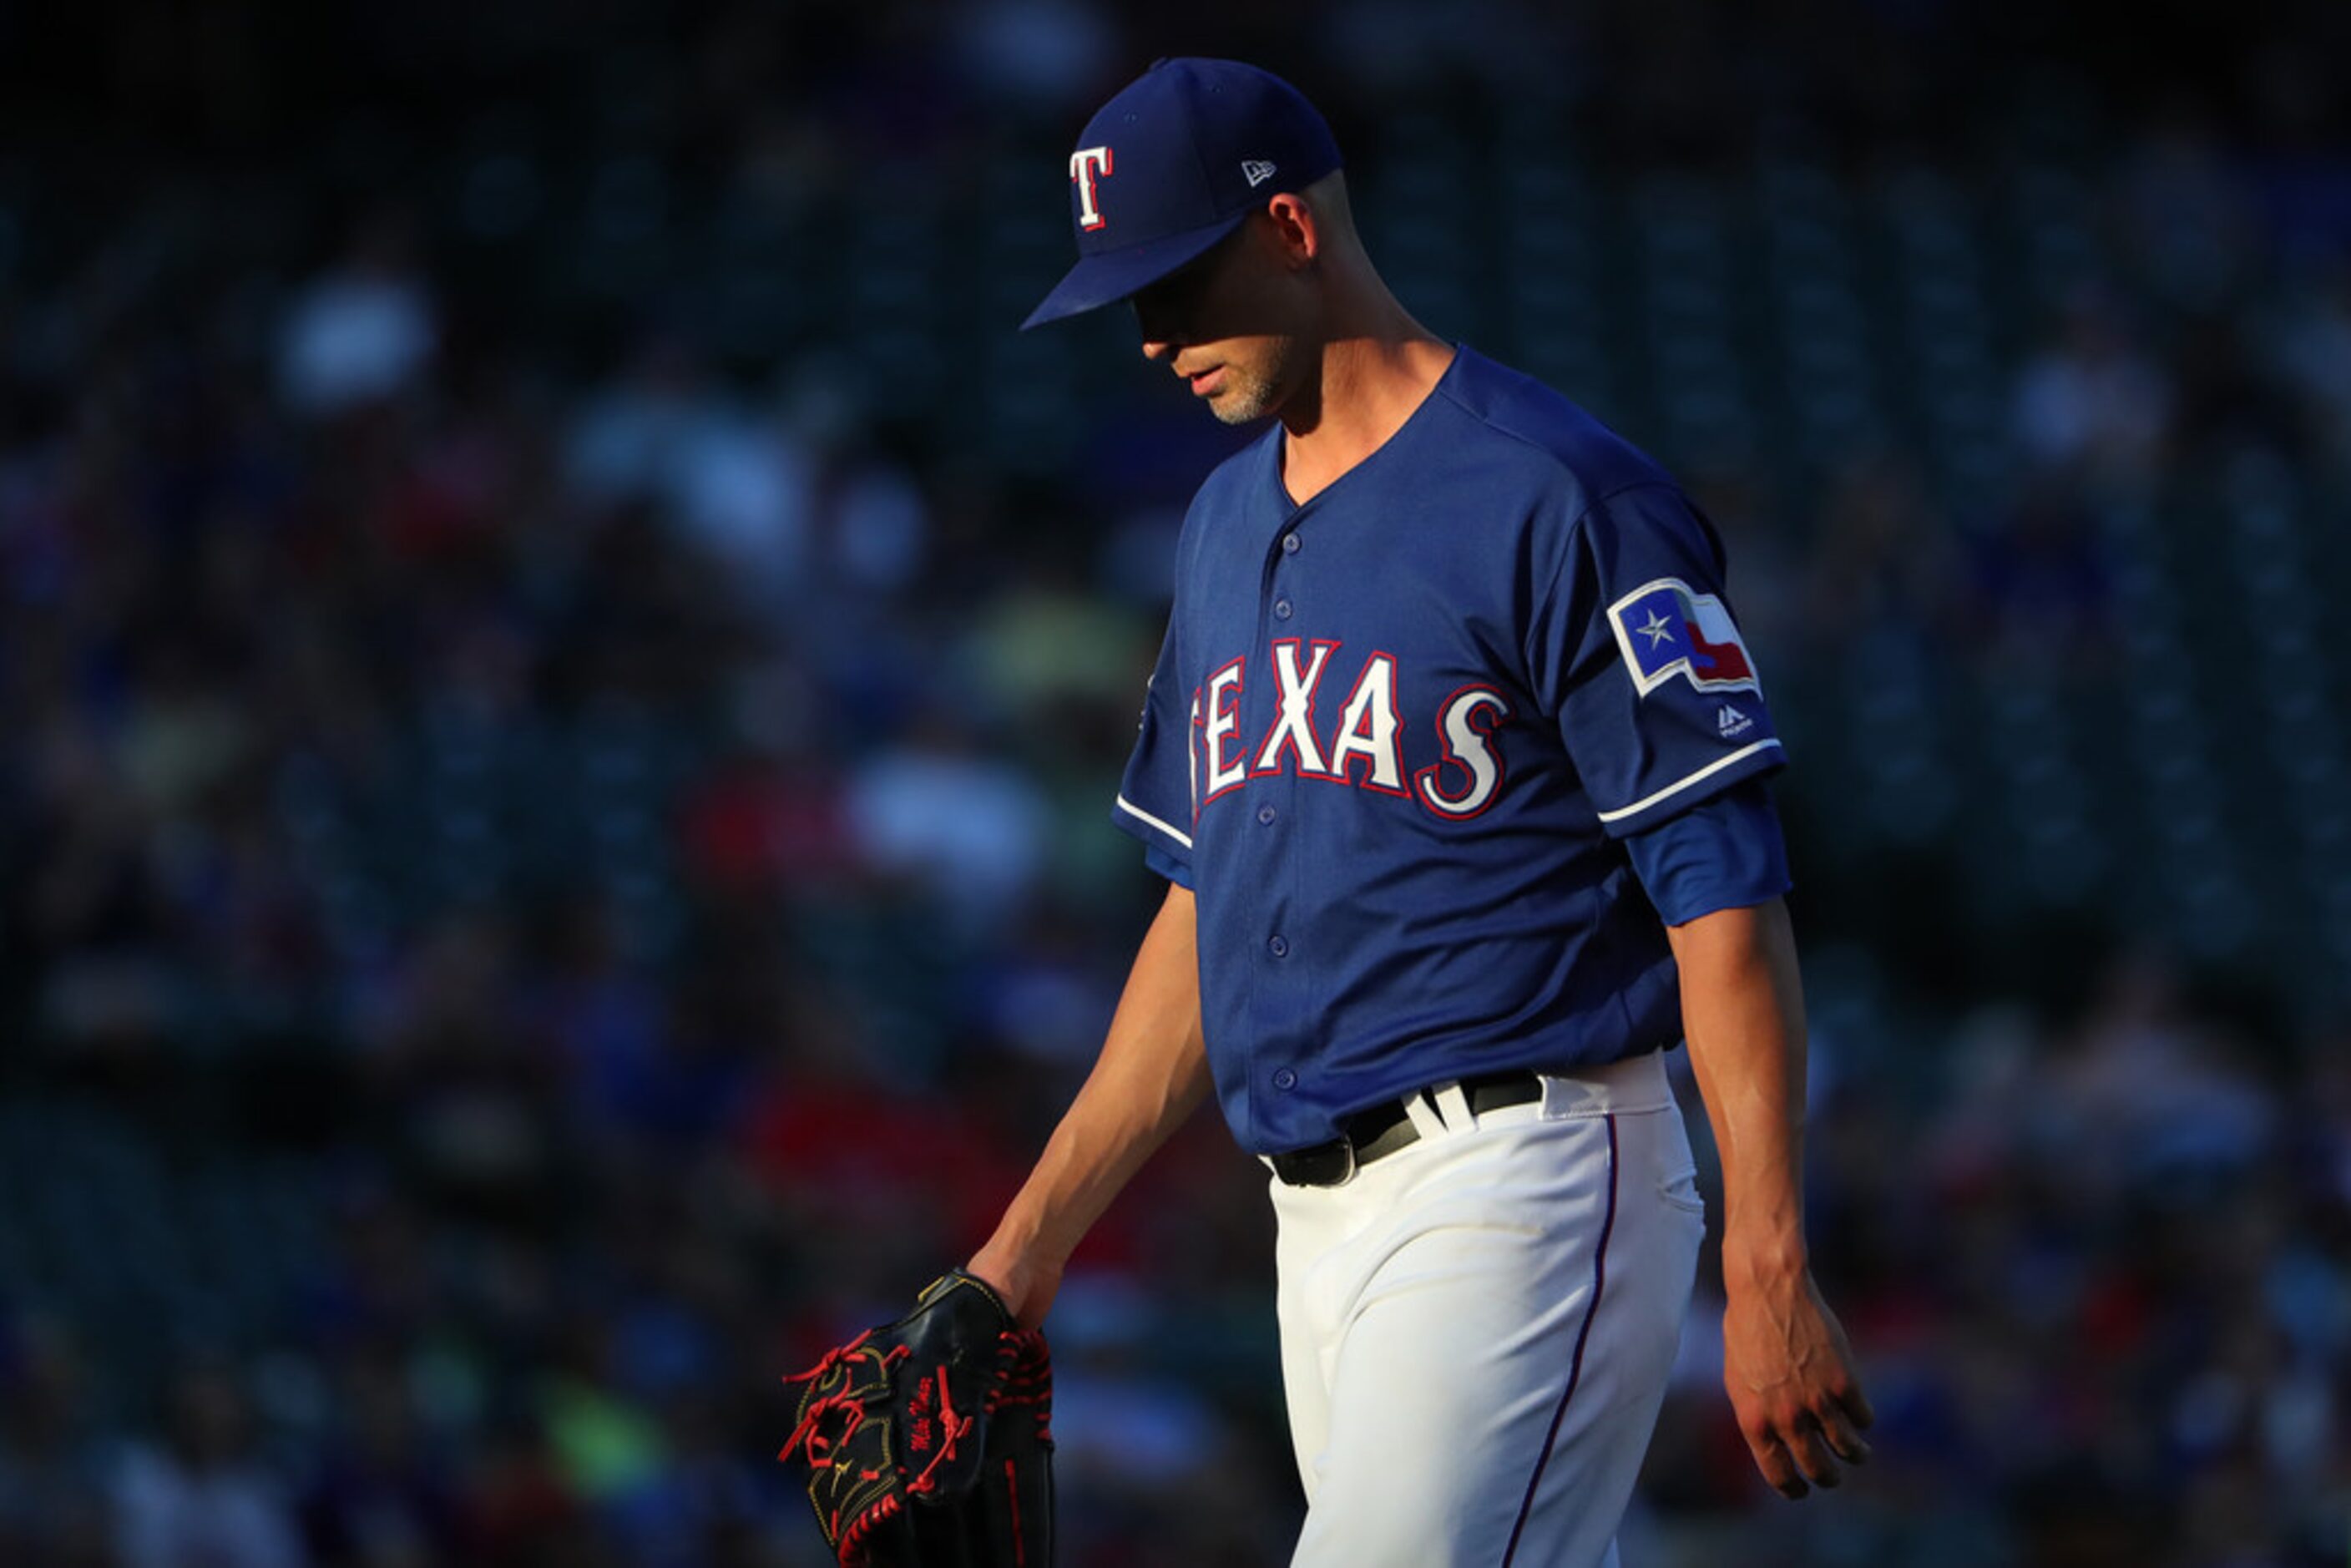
<box><xmin>1271</xmin><ymin>1133</ymin><xmax>1358</xmax><ymax>1187</ymax></box>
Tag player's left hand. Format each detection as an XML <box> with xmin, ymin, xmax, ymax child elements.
<box><xmin>1720</xmin><ymin>1263</ymin><xmax>1873</xmax><ymax>1500</ymax></box>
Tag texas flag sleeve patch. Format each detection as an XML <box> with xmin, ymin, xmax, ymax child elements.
<box><xmin>1607</xmin><ymin>577</ymin><xmax>1762</xmax><ymax>697</ymax></box>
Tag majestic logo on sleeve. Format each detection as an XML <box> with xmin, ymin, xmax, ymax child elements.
<box><xmin>1608</xmin><ymin>578</ymin><xmax>1761</xmax><ymax>696</ymax></box>
<box><xmin>1070</xmin><ymin>147</ymin><xmax>1114</xmax><ymax>230</ymax></box>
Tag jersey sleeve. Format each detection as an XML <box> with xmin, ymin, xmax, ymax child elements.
<box><xmin>1621</xmin><ymin>772</ymin><xmax>1792</xmax><ymax>924</ymax></box>
<box><xmin>1110</xmin><ymin>618</ymin><xmax>1196</xmax><ymax>883</ymax></box>
<box><xmin>1529</xmin><ymin>482</ymin><xmax>1787</xmax><ymax>837</ymax></box>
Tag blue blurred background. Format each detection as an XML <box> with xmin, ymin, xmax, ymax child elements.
<box><xmin>0</xmin><ymin>1</ymin><xmax>2346</xmax><ymax>1563</ymax></box>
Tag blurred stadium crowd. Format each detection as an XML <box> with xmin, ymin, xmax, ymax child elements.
<box><xmin>1</xmin><ymin>1</ymin><xmax>2348</xmax><ymax>1564</ymax></box>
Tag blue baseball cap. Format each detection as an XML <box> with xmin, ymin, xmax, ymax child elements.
<box><xmin>1020</xmin><ymin>58</ymin><xmax>1343</xmax><ymax>331</ymax></box>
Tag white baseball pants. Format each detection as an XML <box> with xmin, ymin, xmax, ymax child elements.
<box><xmin>1268</xmin><ymin>1050</ymin><xmax>1705</xmax><ymax>1568</ymax></box>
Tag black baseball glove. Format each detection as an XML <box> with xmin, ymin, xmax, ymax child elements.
<box><xmin>779</xmin><ymin>1270</ymin><xmax>1055</xmax><ymax>1567</ymax></box>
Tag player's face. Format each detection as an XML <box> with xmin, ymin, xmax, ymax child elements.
<box><xmin>1130</xmin><ymin>218</ymin><xmax>1308</xmax><ymax>427</ymax></box>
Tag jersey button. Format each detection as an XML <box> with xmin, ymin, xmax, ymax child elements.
<box><xmin>1282</xmin><ymin>533</ymin><xmax>1301</xmax><ymax>555</ymax></box>
<box><xmin>1256</xmin><ymin>804</ymin><xmax>1276</xmax><ymax>825</ymax></box>
<box><xmin>1273</xmin><ymin>598</ymin><xmax>1293</xmax><ymax>620</ymax></box>
<box><xmin>1267</xmin><ymin>934</ymin><xmax>1289</xmax><ymax>958</ymax></box>
<box><xmin>1272</xmin><ymin>1067</ymin><xmax>1298</xmax><ymax>1090</ymax></box>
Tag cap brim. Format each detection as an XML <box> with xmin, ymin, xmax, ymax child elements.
<box><xmin>1019</xmin><ymin>212</ymin><xmax>1250</xmax><ymax>331</ymax></box>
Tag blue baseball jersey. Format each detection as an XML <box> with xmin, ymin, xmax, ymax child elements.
<box><xmin>1113</xmin><ymin>346</ymin><xmax>1791</xmax><ymax>1155</ymax></box>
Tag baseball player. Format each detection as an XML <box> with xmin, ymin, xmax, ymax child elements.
<box><xmin>968</xmin><ymin>58</ymin><xmax>1873</xmax><ymax>1565</ymax></box>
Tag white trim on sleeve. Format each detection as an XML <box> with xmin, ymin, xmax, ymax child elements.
<box><xmin>1593</xmin><ymin>739</ymin><xmax>1783</xmax><ymax>824</ymax></box>
<box><xmin>1115</xmin><ymin>794</ymin><xmax>1195</xmax><ymax>850</ymax></box>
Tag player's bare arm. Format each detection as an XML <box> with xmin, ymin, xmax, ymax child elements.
<box><xmin>968</xmin><ymin>883</ymin><xmax>1211</xmax><ymax>1328</ymax></box>
<box><xmin>1666</xmin><ymin>894</ymin><xmax>1875</xmax><ymax>1500</ymax></box>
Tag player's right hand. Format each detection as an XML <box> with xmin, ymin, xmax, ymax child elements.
<box><xmin>963</xmin><ymin>1243</ymin><xmax>1064</xmax><ymax>1330</ymax></box>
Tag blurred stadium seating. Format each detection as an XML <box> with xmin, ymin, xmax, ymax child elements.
<box><xmin>0</xmin><ymin>1</ymin><xmax>2346</xmax><ymax>1563</ymax></box>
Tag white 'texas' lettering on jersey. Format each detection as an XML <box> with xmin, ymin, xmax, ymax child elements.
<box><xmin>1414</xmin><ymin>687</ymin><xmax>1514</xmax><ymax>818</ymax></box>
<box><xmin>1186</xmin><ymin>688</ymin><xmax>1202</xmax><ymax>822</ymax></box>
<box><xmin>1181</xmin><ymin>643</ymin><xmax>1517</xmax><ymax>822</ymax></box>
<box><xmin>1253</xmin><ymin>639</ymin><xmax>1338</xmax><ymax>777</ymax></box>
<box><xmin>1327</xmin><ymin>653</ymin><xmax>1407</xmax><ymax>795</ymax></box>
<box><xmin>1201</xmin><ymin>658</ymin><xmax>1249</xmax><ymax>801</ymax></box>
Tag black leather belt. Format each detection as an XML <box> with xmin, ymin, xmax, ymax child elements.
<box><xmin>1267</xmin><ymin>1070</ymin><xmax>1545</xmax><ymax>1187</ymax></box>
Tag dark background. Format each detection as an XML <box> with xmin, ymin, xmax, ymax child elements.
<box><xmin>0</xmin><ymin>1</ymin><xmax>2346</xmax><ymax>1563</ymax></box>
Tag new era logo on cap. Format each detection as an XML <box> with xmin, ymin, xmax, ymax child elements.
<box><xmin>1021</xmin><ymin>58</ymin><xmax>1343</xmax><ymax>331</ymax></box>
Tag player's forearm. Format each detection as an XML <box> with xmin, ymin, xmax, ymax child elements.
<box><xmin>1666</xmin><ymin>896</ymin><xmax>1810</xmax><ymax>1283</ymax></box>
<box><xmin>984</xmin><ymin>883</ymin><xmax>1213</xmax><ymax>1267</ymax></box>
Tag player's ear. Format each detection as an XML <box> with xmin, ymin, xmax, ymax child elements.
<box><xmin>1261</xmin><ymin>193</ymin><xmax>1321</xmax><ymax>269</ymax></box>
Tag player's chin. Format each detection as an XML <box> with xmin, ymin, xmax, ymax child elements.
<box><xmin>1203</xmin><ymin>378</ymin><xmax>1274</xmax><ymax>426</ymax></box>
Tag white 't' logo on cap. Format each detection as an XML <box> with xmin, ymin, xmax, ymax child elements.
<box><xmin>1071</xmin><ymin>147</ymin><xmax>1114</xmax><ymax>230</ymax></box>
